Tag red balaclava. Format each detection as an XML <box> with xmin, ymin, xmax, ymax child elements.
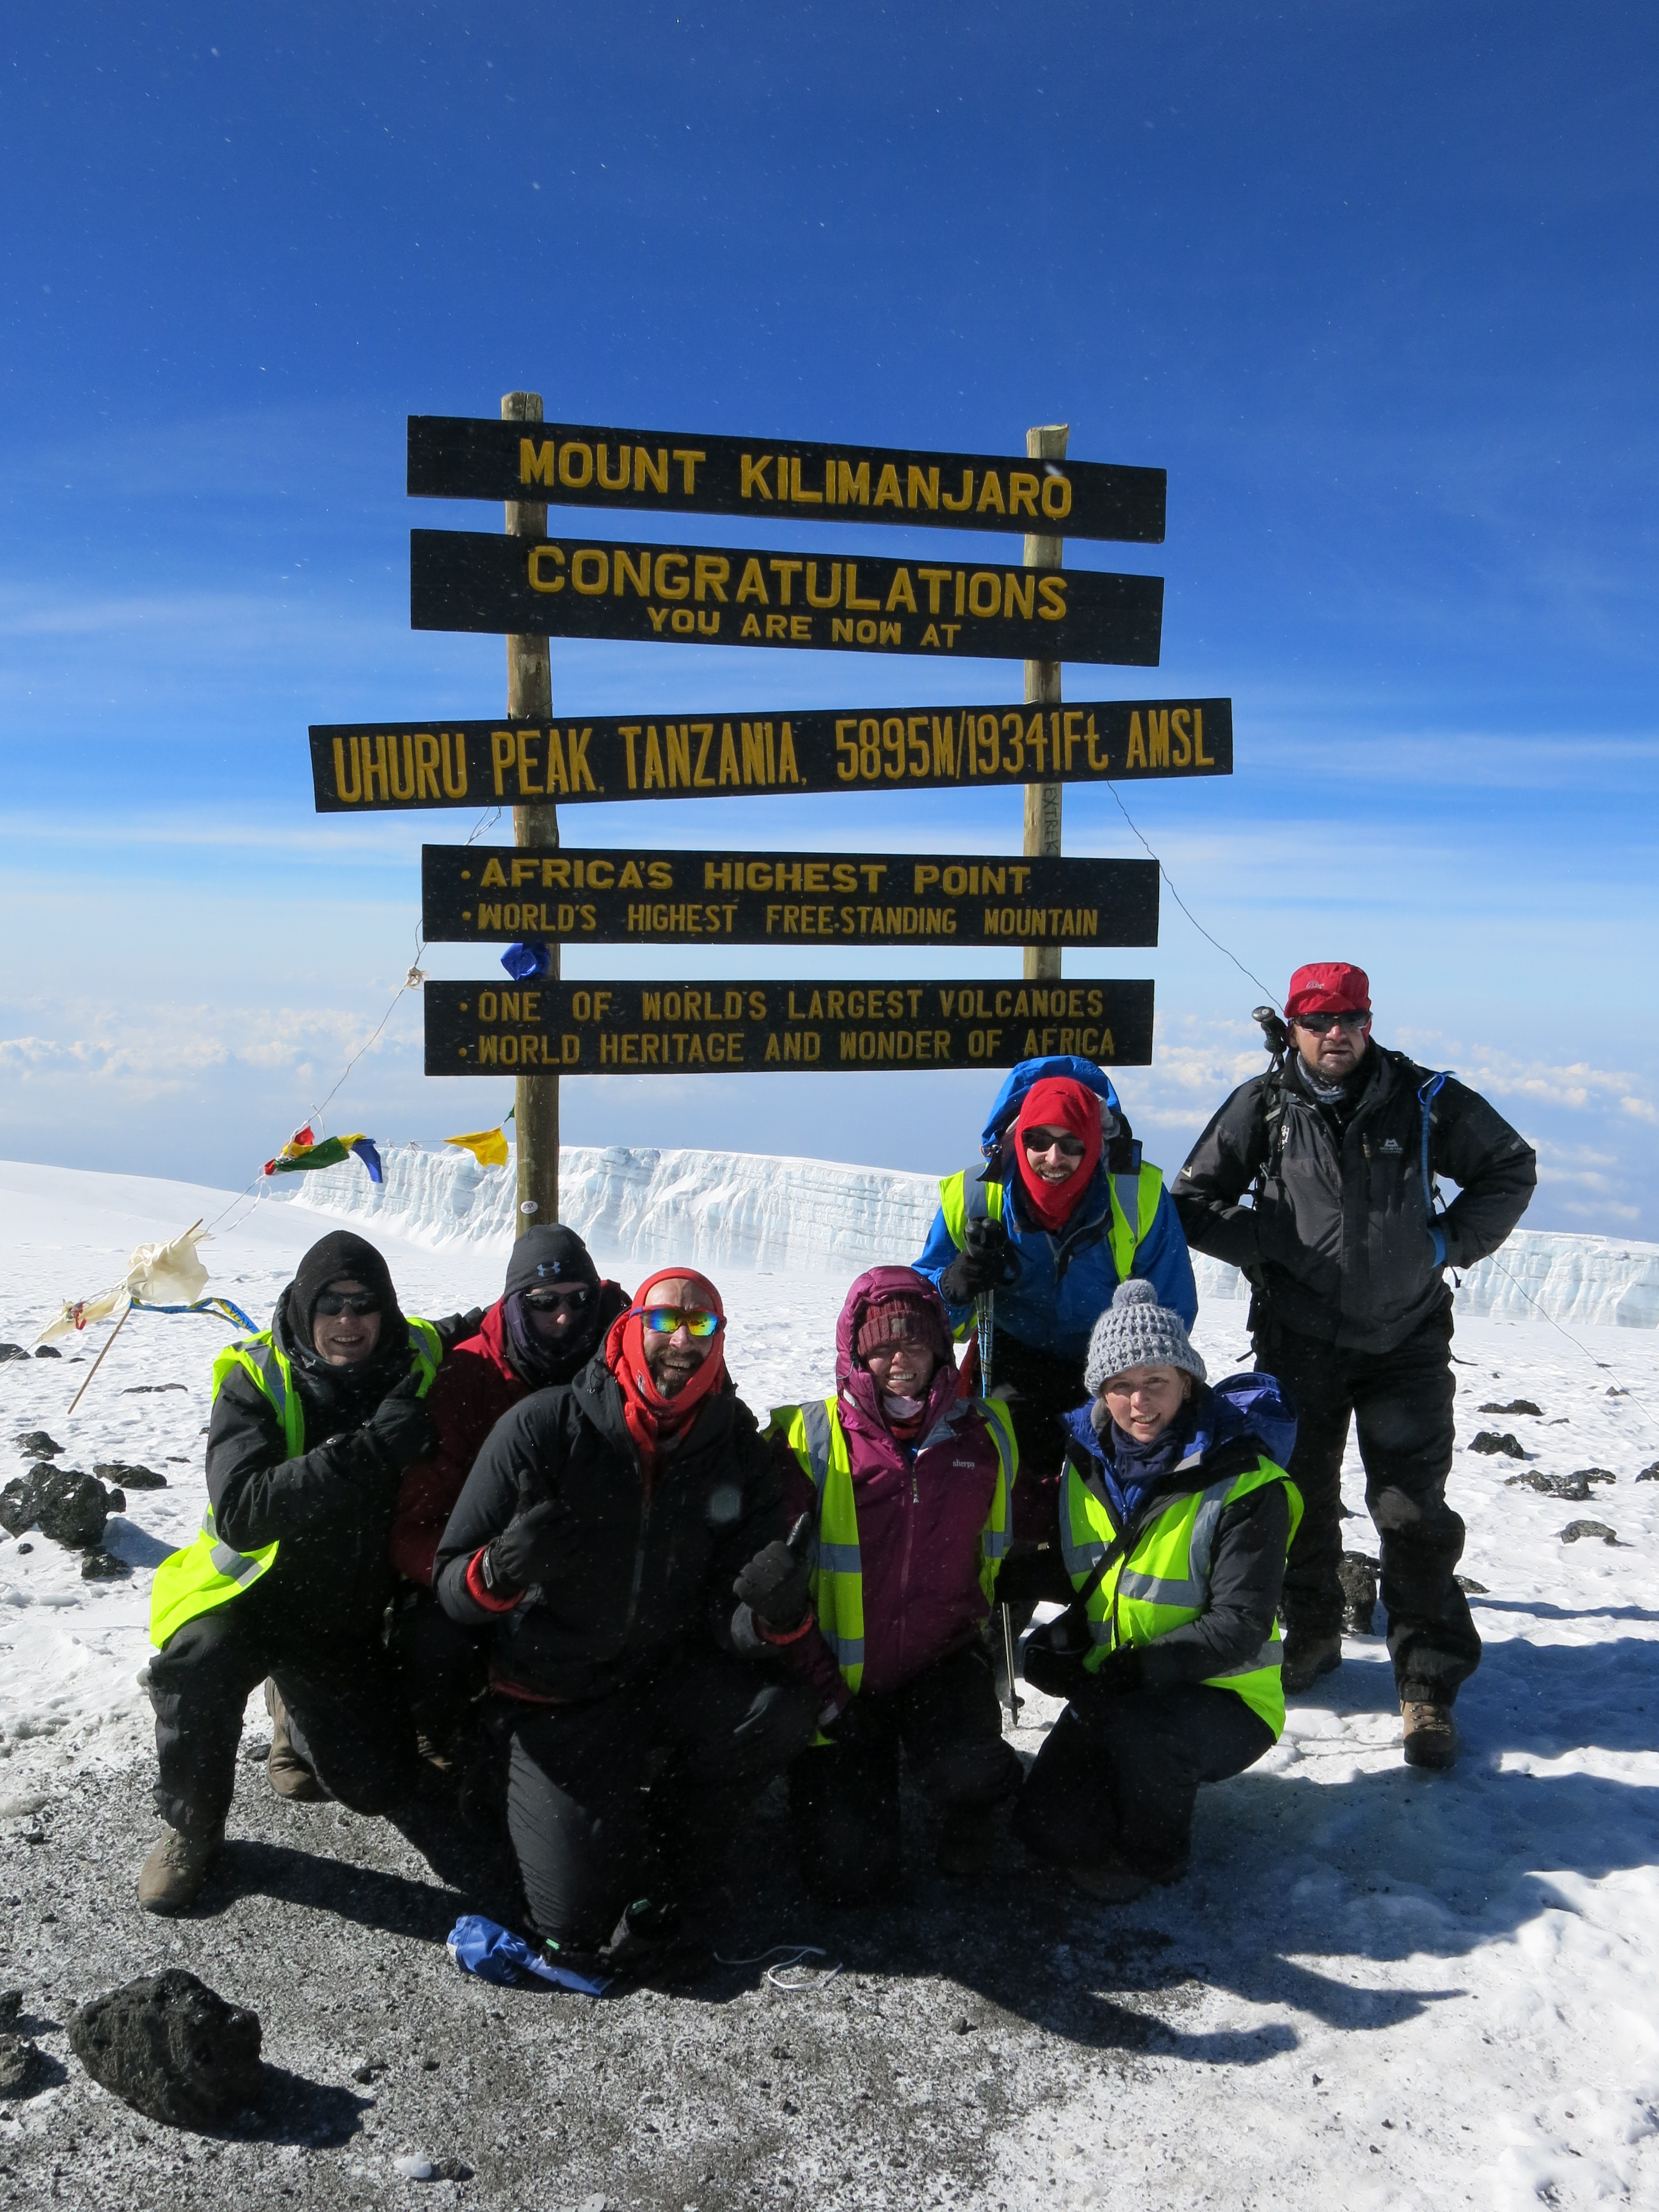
<box><xmin>603</xmin><ymin>1265</ymin><xmax>728</xmax><ymax>1480</ymax></box>
<box><xmin>1012</xmin><ymin>1075</ymin><xmax>1104</xmax><ymax>1233</ymax></box>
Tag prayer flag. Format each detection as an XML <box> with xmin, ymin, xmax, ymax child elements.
<box><xmin>446</xmin><ymin>1126</ymin><xmax>510</xmax><ymax>1170</ymax></box>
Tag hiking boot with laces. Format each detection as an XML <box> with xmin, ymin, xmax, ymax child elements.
<box><xmin>264</xmin><ymin>1679</ymin><xmax>327</xmax><ymax>1802</ymax></box>
<box><xmin>137</xmin><ymin>1824</ymin><xmax>223</xmax><ymax>1914</ymax></box>
<box><xmin>1401</xmin><ymin>1699</ymin><xmax>1457</xmax><ymax>1769</ymax></box>
<box><xmin>1281</xmin><ymin>1631</ymin><xmax>1343</xmax><ymax>1696</ymax></box>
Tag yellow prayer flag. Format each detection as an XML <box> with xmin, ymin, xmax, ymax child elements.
<box><xmin>446</xmin><ymin>1126</ymin><xmax>510</xmax><ymax>1170</ymax></box>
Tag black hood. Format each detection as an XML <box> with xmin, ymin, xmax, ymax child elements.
<box><xmin>274</xmin><ymin>1230</ymin><xmax>411</xmax><ymax>1423</ymax></box>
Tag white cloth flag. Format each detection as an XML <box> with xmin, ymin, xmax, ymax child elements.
<box><xmin>37</xmin><ymin>1224</ymin><xmax>211</xmax><ymax>1345</ymax></box>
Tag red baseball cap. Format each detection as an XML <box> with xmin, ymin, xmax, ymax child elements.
<box><xmin>1285</xmin><ymin>962</ymin><xmax>1371</xmax><ymax>1019</ymax></box>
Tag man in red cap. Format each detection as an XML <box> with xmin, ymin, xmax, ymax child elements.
<box><xmin>1172</xmin><ymin>963</ymin><xmax>1535</xmax><ymax>1768</ymax></box>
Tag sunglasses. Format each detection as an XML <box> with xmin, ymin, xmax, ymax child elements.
<box><xmin>1295</xmin><ymin>1011</ymin><xmax>1371</xmax><ymax>1036</ymax></box>
<box><xmin>1022</xmin><ymin>1130</ymin><xmax>1087</xmax><ymax>1157</ymax></box>
<box><xmin>313</xmin><ymin>1292</ymin><xmax>380</xmax><ymax>1318</ymax></box>
<box><xmin>634</xmin><ymin>1305</ymin><xmax>722</xmax><ymax>1339</ymax></box>
<box><xmin>525</xmin><ymin>1286</ymin><xmax>592</xmax><ymax>1313</ymax></box>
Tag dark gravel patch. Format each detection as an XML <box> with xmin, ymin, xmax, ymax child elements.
<box><xmin>0</xmin><ymin>1750</ymin><xmax>1204</xmax><ymax>2209</ymax></box>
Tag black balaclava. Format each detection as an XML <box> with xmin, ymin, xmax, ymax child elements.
<box><xmin>276</xmin><ymin>1230</ymin><xmax>410</xmax><ymax>1418</ymax></box>
<box><xmin>500</xmin><ymin>1225</ymin><xmax>608</xmax><ymax>1387</ymax></box>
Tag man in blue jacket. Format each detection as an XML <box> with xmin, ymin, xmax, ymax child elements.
<box><xmin>914</xmin><ymin>1058</ymin><xmax>1196</xmax><ymax>1600</ymax></box>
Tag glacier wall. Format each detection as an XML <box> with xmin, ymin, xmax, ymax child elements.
<box><xmin>264</xmin><ymin>1142</ymin><xmax>1659</xmax><ymax>1328</ymax></box>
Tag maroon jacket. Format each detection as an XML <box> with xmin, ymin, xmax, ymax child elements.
<box><xmin>769</xmin><ymin>1266</ymin><xmax>1013</xmax><ymax>1712</ymax></box>
<box><xmin>390</xmin><ymin>1286</ymin><xmax>625</xmax><ymax>1585</ymax></box>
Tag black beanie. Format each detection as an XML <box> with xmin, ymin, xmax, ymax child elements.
<box><xmin>289</xmin><ymin>1230</ymin><xmax>405</xmax><ymax>1348</ymax></box>
<box><xmin>504</xmin><ymin>1225</ymin><xmax>602</xmax><ymax>1298</ymax></box>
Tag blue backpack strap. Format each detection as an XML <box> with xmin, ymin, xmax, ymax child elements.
<box><xmin>1418</xmin><ymin>1069</ymin><xmax>1452</xmax><ymax>1266</ymax></box>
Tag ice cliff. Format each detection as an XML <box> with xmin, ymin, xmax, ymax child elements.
<box><xmin>263</xmin><ymin>1142</ymin><xmax>1659</xmax><ymax>1328</ymax></box>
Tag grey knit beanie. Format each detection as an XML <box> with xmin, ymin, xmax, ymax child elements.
<box><xmin>1083</xmin><ymin>1279</ymin><xmax>1207</xmax><ymax>1396</ymax></box>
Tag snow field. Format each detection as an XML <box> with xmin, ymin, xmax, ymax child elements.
<box><xmin>2</xmin><ymin>1157</ymin><xmax>1658</xmax><ymax>2208</ymax></box>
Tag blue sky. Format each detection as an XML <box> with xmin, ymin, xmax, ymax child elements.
<box><xmin>3</xmin><ymin>2</ymin><xmax>1656</xmax><ymax>1236</ymax></box>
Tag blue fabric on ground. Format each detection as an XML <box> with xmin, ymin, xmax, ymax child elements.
<box><xmin>446</xmin><ymin>1913</ymin><xmax>611</xmax><ymax>1996</ymax></box>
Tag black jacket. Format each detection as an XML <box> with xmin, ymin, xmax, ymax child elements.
<box><xmin>207</xmin><ymin>1294</ymin><xmax>476</xmax><ymax>1639</ymax></box>
<box><xmin>1173</xmin><ymin>1042</ymin><xmax>1536</xmax><ymax>1354</ymax></box>
<box><xmin>433</xmin><ymin>1352</ymin><xmax>789</xmax><ymax>1704</ymax></box>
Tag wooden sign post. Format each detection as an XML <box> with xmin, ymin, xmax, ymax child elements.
<box><xmin>1023</xmin><ymin>423</ymin><xmax>1067</xmax><ymax>985</ymax></box>
<box><xmin>503</xmin><ymin>390</ymin><xmax>561</xmax><ymax>1225</ymax></box>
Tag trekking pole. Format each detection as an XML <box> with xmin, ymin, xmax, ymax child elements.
<box><xmin>977</xmin><ymin>1290</ymin><xmax>1021</xmax><ymax>1731</ymax></box>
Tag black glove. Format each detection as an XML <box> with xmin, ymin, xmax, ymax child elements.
<box><xmin>939</xmin><ymin>1217</ymin><xmax>1019</xmax><ymax>1304</ymax></box>
<box><xmin>1072</xmin><ymin>1646</ymin><xmax>1149</xmax><ymax>1707</ymax></box>
<box><xmin>733</xmin><ymin>1513</ymin><xmax>815</xmax><ymax>1634</ymax></box>
<box><xmin>364</xmin><ymin>1373</ymin><xmax>437</xmax><ymax>1470</ymax></box>
<box><xmin>818</xmin><ymin>1694</ymin><xmax>879</xmax><ymax>1757</ymax></box>
<box><xmin>479</xmin><ymin>1497</ymin><xmax>576</xmax><ymax>1599</ymax></box>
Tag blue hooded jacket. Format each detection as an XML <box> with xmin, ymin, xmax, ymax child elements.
<box><xmin>913</xmin><ymin>1057</ymin><xmax>1198</xmax><ymax>1360</ymax></box>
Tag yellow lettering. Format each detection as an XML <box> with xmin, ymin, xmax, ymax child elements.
<box><xmin>519</xmin><ymin>438</ymin><xmax>555</xmax><ymax>486</ymax></box>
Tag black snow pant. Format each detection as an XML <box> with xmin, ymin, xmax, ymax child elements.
<box><xmin>388</xmin><ymin>1585</ymin><xmax>489</xmax><ymax>1752</ymax></box>
<box><xmin>1014</xmin><ymin>1683</ymin><xmax>1275</xmax><ymax>1881</ymax></box>
<box><xmin>789</xmin><ymin>1644</ymin><xmax>1021</xmax><ymax>1906</ymax></box>
<box><xmin>1255</xmin><ymin>1305</ymin><xmax>1481</xmax><ymax>1703</ymax></box>
<box><xmin>504</xmin><ymin>1647</ymin><xmax>819</xmax><ymax>1948</ymax></box>
<box><xmin>148</xmin><ymin>1579</ymin><xmax>419</xmax><ymax>1839</ymax></box>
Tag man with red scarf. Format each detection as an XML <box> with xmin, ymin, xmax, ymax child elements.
<box><xmin>915</xmin><ymin>1054</ymin><xmax>1195</xmax><ymax>1514</ymax></box>
<box><xmin>433</xmin><ymin>1267</ymin><xmax>818</xmax><ymax>1978</ymax></box>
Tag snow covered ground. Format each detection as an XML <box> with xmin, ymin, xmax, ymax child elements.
<box><xmin>3</xmin><ymin>1157</ymin><xmax>1659</xmax><ymax>2208</ymax></box>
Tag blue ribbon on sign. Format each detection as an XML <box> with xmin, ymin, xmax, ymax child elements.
<box><xmin>500</xmin><ymin>942</ymin><xmax>553</xmax><ymax>982</ymax></box>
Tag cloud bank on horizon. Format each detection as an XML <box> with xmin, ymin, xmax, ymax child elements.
<box><xmin>1</xmin><ymin>4</ymin><xmax>1654</xmax><ymax>1232</ymax></box>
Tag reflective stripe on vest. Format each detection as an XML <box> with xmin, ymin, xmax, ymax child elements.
<box><xmin>148</xmin><ymin>1316</ymin><xmax>443</xmax><ymax>1650</ymax></box>
<box><xmin>1060</xmin><ymin>1449</ymin><xmax>1303</xmax><ymax>1736</ymax></box>
<box><xmin>770</xmin><ymin>1391</ymin><xmax>1018</xmax><ymax>1694</ymax></box>
<box><xmin>938</xmin><ymin>1159</ymin><xmax>1165</xmax><ymax>1286</ymax></box>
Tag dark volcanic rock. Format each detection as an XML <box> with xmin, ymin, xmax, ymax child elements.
<box><xmin>0</xmin><ymin>1477</ymin><xmax>34</xmax><ymax>1536</ymax></box>
<box><xmin>1506</xmin><ymin>1469</ymin><xmax>1616</xmax><ymax>1503</ymax></box>
<box><xmin>1479</xmin><ymin>1399</ymin><xmax>1542</xmax><ymax>1417</ymax></box>
<box><xmin>1469</xmin><ymin>1431</ymin><xmax>1531</xmax><ymax>1459</ymax></box>
<box><xmin>0</xmin><ymin>1989</ymin><xmax>21</xmax><ymax>2028</ymax></box>
<box><xmin>121</xmin><ymin>1383</ymin><xmax>187</xmax><ymax>1395</ymax></box>
<box><xmin>13</xmin><ymin>1431</ymin><xmax>64</xmax><ymax>1458</ymax></box>
<box><xmin>81</xmin><ymin>1548</ymin><xmax>133</xmax><ymax>1581</ymax></box>
<box><xmin>0</xmin><ymin>2031</ymin><xmax>45</xmax><ymax>2097</ymax></box>
<box><xmin>33</xmin><ymin>1344</ymin><xmax>60</xmax><ymax>1359</ymax></box>
<box><xmin>1455</xmin><ymin>1574</ymin><xmax>1489</xmax><ymax>1593</ymax></box>
<box><xmin>94</xmin><ymin>1460</ymin><xmax>168</xmax><ymax>1489</ymax></box>
<box><xmin>32</xmin><ymin>1467</ymin><xmax>112</xmax><ymax>1549</ymax></box>
<box><xmin>1559</xmin><ymin>1521</ymin><xmax>1621</xmax><ymax>1546</ymax></box>
<box><xmin>0</xmin><ymin>1343</ymin><xmax>28</xmax><ymax>1363</ymax></box>
<box><xmin>1337</xmin><ymin>1551</ymin><xmax>1379</xmax><ymax>1635</ymax></box>
<box><xmin>69</xmin><ymin>1969</ymin><xmax>262</xmax><ymax>2127</ymax></box>
<box><xmin>1637</xmin><ymin>1463</ymin><xmax>1659</xmax><ymax>1484</ymax></box>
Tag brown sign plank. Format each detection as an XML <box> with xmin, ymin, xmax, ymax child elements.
<box><xmin>408</xmin><ymin>415</ymin><xmax>1166</xmax><ymax>545</ymax></box>
<box><xmin>421</xmin><ymin>847</ymin><xmax>1159</xmax><ymax>951</ymax></box>
<box><xmin>424</xmin><ymin>978</ymin><xmax>1155</xmax><ymax>1077</ymax></box>
<box><xmin>410</xmin><ymin>529</ymin><xmax>1163</xmax><ymax>666</ymax></box>
<box><xmin>307</xmin><ymin>698</ymin><xmax>1228</xmax><ymax>815</ymax></box>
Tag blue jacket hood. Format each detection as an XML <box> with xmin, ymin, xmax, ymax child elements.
<box><xmin>1062</xmin><ymin>1369</ymin><xmax>1298</xmax><ymax>1481</ymax></box>
<box><xmin>979</xmin><ymin>1056</ymin><xmax>1121</xmax><ymax>1162</ymax></box>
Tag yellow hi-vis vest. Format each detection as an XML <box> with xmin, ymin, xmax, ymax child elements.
<box><xmin>148</xmin><ymin>1318</ymin><xmax>442</xmax><ymax>1650</ymax></box>
<box><xmin>938</xmin><ymin>1157</ymin><xmax>1165</xmax><ymax>1286</ymax></box>
<box><xmin>768</xmin><ymin>1394</ymin><xmax>1017</xmax><ymax>1695</ymax></box>
<box><xmin>1060</xmin><ymin>1444</ymin><xmax>1302</xmax><ymax>1736</ymax></box>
